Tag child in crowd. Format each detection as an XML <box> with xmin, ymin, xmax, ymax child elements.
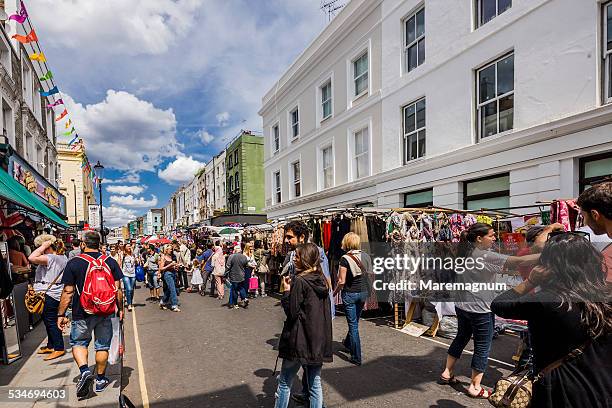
<box><xmin>189</xmin><ymin>259</ymin><xmax>203</xmax><ymax>293</ymax></box>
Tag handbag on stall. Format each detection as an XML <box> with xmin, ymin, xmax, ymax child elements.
<box><xmin>489</xmin><ymin>340</ymin><xmax>591</xmax><ymax>408</ymax></box>
<box><xmin>25</xmin><ymin>272</ymin><xmax>63</xmax><ymax>314</ymax></box>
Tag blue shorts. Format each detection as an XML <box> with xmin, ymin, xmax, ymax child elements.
<box><xmin>147</xmin><ymin>270</ymin><xmax>160</xmax><ymax>289</ymax></box>
<box><xmin>69</xmin><ymin>315</ymin><xmax>113</xmax><ymax>351</ymax></box>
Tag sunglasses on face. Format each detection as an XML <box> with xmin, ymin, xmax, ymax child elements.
<box><xmin>547</xmin><ymin>230</ymin><xmax>590</xmax><ymax>241</ymax></box>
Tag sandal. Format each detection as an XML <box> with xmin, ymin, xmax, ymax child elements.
<box><xmin>468</xmin><ymin>387</ymin><xmax>491</xmax><ymax>399</ymax></box>
<box><xmin>438</xmin><ymin>375</ymin><xmax>458</xmax><ymax>385</ymax></box>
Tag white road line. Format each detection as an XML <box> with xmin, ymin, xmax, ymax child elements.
<box><xmin>131</xmin><ymin>309</ymin><xmax>150</xmax><ymax>408</ymax></box>
<box><xmin>392</xmin><ymin>328</ymin><xmax>516</xmax><ymax>369</ymax></box>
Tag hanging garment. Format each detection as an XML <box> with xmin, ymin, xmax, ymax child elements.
<box><xmin>366</xmin><ymin>216</ymin><xmax>387</xmax><ymax>243</ymax></box>
<box><xmin>566</xmin><ymin>200</ymin><xmax>580</xmax><ymax>231</ymax></box>
<box><xmin>463</xmin><ymin>214</ymin><xmax>477</xmax><ymax>229</ymax></box>
<box><xmin>551</xmin><ymin>201</ymin><xmax>571</xmax><ymax>231</ymax></box>
<box><xmin>322</xmin><ymin>220</ymin><xmax>332</xmax><ymax>251</ymax></box>
<box><xmin>420</xmin><ymin>214</ymin><xmax>435</xmax><ymax>242</ymax></box>
<box><xmin>449</xmin><ymin>213</ymin><xmax>464</xmax><ymax>243</ymax></box>
<box><xmin>476</xmin><ymin>214</ymin><xmax>494</xmax><ymax>225</ymax></box>
<box><xmin>350</xmin><ymin>216</ymin><xmax>369</xmax><ymax>252</ymax></box>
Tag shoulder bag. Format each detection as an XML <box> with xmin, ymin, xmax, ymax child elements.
<box><xmin>489</xmin><ymin>340</ymin><xmax>591</xmax><ymax>408</ymax></box>
<box><xmin>25</xmin><ymin>271</ymin><xmax>63</xmax><ymax>314</ymax></box>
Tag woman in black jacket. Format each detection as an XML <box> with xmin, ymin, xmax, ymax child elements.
<box><xmin>491</xmin><ymin>233</ymin><xmax>612</xmax><ymax>408</ymax></box>
<box><xmin>275</xmin><ymin>243</ymin><xmax>332</xmax><ymax>408</ymax></box>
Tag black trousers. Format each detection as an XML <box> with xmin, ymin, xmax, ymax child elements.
<box><xmin>177</xmin><ymin>267</ymin><xmax>189</xmax><ymax>289</ymax></box>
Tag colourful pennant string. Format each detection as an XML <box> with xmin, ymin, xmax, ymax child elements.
<box><xmin>8</xmin><ymin>1</ymin><xmax>28</xmax><ymax>24</ymax></box>
<box><xmin>68</xmin><ymin>135</ymin><xmax>79</xmax><ymax>146</ymax></box>
<box><xmin>29</xmin><ymin>52</ymin><xmax>46</xmax><ymax>62</ymax></box>
<box><xmin>40</xmin><ymin>86</ymin><xmax>59</xmax><ymax>97</ymax></box>
<box><xmin>65</xmin><ymin>120</ymin><xmax>72</xmax><ymax>129</ymax></box>
<box><xmin>63</xmin><ymin>127</ymin><xmax>75</xmax><ymax>136</ymax></box>
<box><xmin>12</xmin><ymin>29</ymin><xmax>37</xmax><ymax>44</ymax></box>
<box><xmin>55</xmin><ymin>109</ymin><xmax>68</xmax><ymax>121</ymax></box>
<box><xmin>46</xmin><ymin>99</ymin><xmax>64</xmax><ymax>108</ymax></box>
<box><xmin>39</xmin><ymin>71</ymin><xmax>53</xmax><ymax>81</ymax></box>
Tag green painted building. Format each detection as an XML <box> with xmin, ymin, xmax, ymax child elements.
<box><xmin>226</xmin><ymin>131</ymin><xmax>264</xmax><ymax>215</ymax></box>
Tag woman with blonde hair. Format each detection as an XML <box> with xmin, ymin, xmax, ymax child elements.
<box><xmin>333</xmin><ymin>232</ymin><xmax>372</xmax><ymax>366</ymax></box>
<box><xmin>243</xmin><ymin>242</ymin><xmax>257</xmax><ymax>297</ymax></box>
<box><xmin>158</xmin><ymin>244</ymin><xmax>180</xmax><ymax>312</ymax></box>
<box><xmin>121</xmin><ymin>244</ymin><xmax>137</xmax><ymax>311</ymax></box>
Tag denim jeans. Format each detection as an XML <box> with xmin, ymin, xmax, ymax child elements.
<box><xmin>123</xmin><ymin>276</ymin><xmax>136</xmax><ymax>306</ymax></box>
<box><xmin>69</xmin><ymin>315</ymin><xmax>112</xmax><ymax>351</ymax></box>
<box><xmin>274</xmin><ymin>359</ymin><xmax>322</xmax><ymax>408</ymax></box>
<box><xmin>342</xmin><ymin>291</ymin><xmax>368</xmax><ymax>364</ymax></box>
<box><xmin>42</xmin><ymin>295</ymin><xmax>64</xmax><ymax>351</ymax></box>
<box><xmin>229</xmin><ymin>281</ymin><xmax>246</xmax><ymax>305</ymax></box>
<box><xmin>447</xmin><ymin>307</ymin><xmax>495</xmax><ymax>372</ymax></box>
<box><xmin>162</xmin><ymin>272</ymin><xmax>178</xmax><ymax>307</ymax></box>
<box><xmin>147</xmin><ymin>271</ymin><xmax>160</xmax><ymax>289</ymax></box>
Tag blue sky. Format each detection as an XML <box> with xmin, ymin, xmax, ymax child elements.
<box><xmin>27</xmin><ymin>0</ymin><xmax>328</xmax><ymax>226</ymax></box>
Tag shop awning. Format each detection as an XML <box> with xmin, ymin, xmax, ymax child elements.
<box><xmin>0</xmin><ymin>169</ymin><xmax>69</xmax><ymax>228</ymax></box>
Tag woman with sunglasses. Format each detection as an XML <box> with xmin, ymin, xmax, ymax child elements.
<box><xmin>492</xmin><ymin>234</ymin><xmax>611</xmax><ymax>407</ymax></box>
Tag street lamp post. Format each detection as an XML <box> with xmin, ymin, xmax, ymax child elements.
<box><xmin>93</xmin><ymin>161</ymin><xmax>105</xmax><ymax>242</ymax></box>
<box><xmin>70</xmin><ymin>179</ymin><xmax>77</xmax><ymax>225</ymax></box>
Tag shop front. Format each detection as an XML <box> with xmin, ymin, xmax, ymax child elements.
<box><xmin>0</xmin><ymin>151</ymin><xmax>68</xmax><ymax>365</ymax></box>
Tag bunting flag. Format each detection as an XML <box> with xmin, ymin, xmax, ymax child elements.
<box><xmin>8</xmin><ymin>1</ymin><xmax>28</xmax><ymax>24</ymax></box>
<box><xmin>29</xmin><ymin>52</ymin><xmax>46</xmax><ymax>62</ymax></box>
<box><xmin>68</xmin><ymin>135</ymin><xmax>79</xmax><ymax>146</ymax></box>
<box><xmin>63</xmin><ymin>127</ymin><xmax>75</xmax><ymax>136</ymax></box>
<box><xmin>65</xmin><ymin>119</ymin><xmax>72</xmax><ymax>129</ymax></box>
<box><xmin>39</xmin><ymin>70</ymin><xmax>53</xmax><ymax>81</ymax></box>
<box><xmin>12</xmin><ymin>29</ymin><xmax>37</xmax><ymax>44</ymax></box>
<box><xmin>55</xmin><ymin>109</ymin><xmax>68</xmax><ymax>121</ymax></box>
<box><xmin>46</xmin><ymin>98</ymin><xmax>64</xmax><ymax>108</ymax></box>
<box><xmin>39</xmin><ymin>86</ymin><xmax>59</xmax><ymax>97</ymax></box>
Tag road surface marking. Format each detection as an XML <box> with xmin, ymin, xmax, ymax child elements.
<box><xmin>393</xmin><ymin>328</ymin><xmax>515</xmax><ymax>368</ymax></box>
<box><xmin>132</xmin><ymin>309</ymin><xmax>150</xmax><ymax>408</ymax></box>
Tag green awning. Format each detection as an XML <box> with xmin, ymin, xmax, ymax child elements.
<box><xmin>0</xmin><ymin>169</ymin><xmax>69</xmax><ymax>228</ymax></box>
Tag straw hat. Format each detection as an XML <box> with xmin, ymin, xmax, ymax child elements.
<box><xmin>34</xmin><ymin>234</ymin><xmax>57</xmax><ymax>248</ymax></box>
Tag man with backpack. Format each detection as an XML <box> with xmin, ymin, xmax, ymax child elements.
<box><xmin>57</xmin><ymin>231</ymin><xmax>124</xmax><ymax>399</ymax></box>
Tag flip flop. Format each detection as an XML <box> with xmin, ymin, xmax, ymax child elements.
<box><xmin>438</xmin><ymin>375</ymin><xmax>458</xmax><ymax>385</ymax></box>
<box><xmin>468</xmin><ymin>387</ymin><xmax>491</xmax><ymax>399</ymax></box>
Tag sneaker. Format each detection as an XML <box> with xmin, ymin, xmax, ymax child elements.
<box><xmin>171</xmin><ymin>307</ymin><xmax>181</xmax><ymax>312</ymax></box>
<box><xmin>95</xmin><ymin>377</ymin><xmax>111</xmax><ymax>393</ymax></box>
<box><xmin>243</xmin><ymin>299</ymin><xmax>249</xmax><ymax>308</ymax></box>
<box><xmin>233</xmin><ymin>305</ymin><xmax>240</xmax><ymax>310</ymax></box>
<box><xmin>76</xmin><ymin>370</ymin><xmax>94</xmax><ymax>398</ymax></box>
<box><xmin>127</xmin><ymin>305</ymin><xmax>133</xmax><ymax>312</ymax></box>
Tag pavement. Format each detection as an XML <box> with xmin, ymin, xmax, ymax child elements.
<box><xmin>0</xmin><ymin>318</ymin><xmax>121</xmax><ymax>408</ymax></box>
<box><xmin>121</xmin><ymin>284</ymin><xmax>518</xmax><ymax>408</ymax></box>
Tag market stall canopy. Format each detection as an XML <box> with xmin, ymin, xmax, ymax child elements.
<box><xmin>150</xmin><ymin>238</ymin><xmax>171</xmax><ymax>245</ymax></box>
<box><xmin>0</xmin><ymin>169</ymin><xmax>68</xmax><ymax>228</ymax></box>
<box><xmin>218</xmin><ymin>227</ymin><xmax>239</xmax><ymax>235</ymax></box>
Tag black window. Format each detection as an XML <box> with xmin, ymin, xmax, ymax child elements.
<box><xmin>464</xmin><ymin>173</ymin><xmax>510</xmax><ymax>210</ymax></box>
<box><xmin>579</xmin><ymin>152</ymin><xmax>612</xmax><ymax>192</ymax></box>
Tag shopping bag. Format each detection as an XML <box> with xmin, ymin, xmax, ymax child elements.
<box><xmin>108</xmin><ymin>316</ymin><xmax>124</xmax><ymax>365</ymax></box>
<box><xmin>135</xmin><ymin>265</ymin><xmax>145</xmax><ymax>282</ymax></box>
<box><xmin>249</xmin><ymin>276</ymin><xmax>259</xmax><ymax>291</ymax></box>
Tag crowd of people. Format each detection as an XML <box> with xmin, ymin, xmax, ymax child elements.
<box><xmin>2</xmin><ymin>181</ymin><xmax>610</xmax><ymax>406</ymax></box>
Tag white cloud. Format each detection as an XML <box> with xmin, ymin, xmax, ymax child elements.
<box><xmin>106</xmin><ymin>185</ymin><xmax>146</xmax><ymax>195</ymax></box>
<box><xmin>196</xmin><ymin>129</ymin><xmax>215</xmax><ymax>145</ymax></box>
<box><xmin>58</xmin><ymin>91</ymin><xmax>180</xmax><ymax>171</ymax></box>
<box><xmin>103</xmin><ymin>206</ymin><xmax>138</xmax><ymax>228</ymax></box>
<box><xmin>110</xmin><ymin>194</ymin><xmax>159</xmax><ymax>208</ymax></box>
<box><xmin>105</xmin><ymin>172</ymin><xmax>141</xmax><ymax>184</ymax></box>
<box><xmin>30</xmin><ymin>0</ymin><xmax>203</xmax><ymax>56</ymax></box>
<box><xmin>158</xmin><ymin>156</ymin><xmax>204</xmax><ymax>185</ymax></box>
<box><xmin>216</xmin><ymin>111</ymin><xmax>230</xmax><ymax>127</ymax></box>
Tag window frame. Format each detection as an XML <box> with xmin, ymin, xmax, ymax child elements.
<box><xmin>234</xmin><ymin>150</ymin><xmax>239</xmax><ymax>166</ymax></box>
<box><xmin>228</xmin><ymin>175</ymin><xmax>234</xmax><ymax>193</ymax></box>
<box><xmin>291</xmin><ymin>160</ymin><xmax>301</xmax><ymax>199</ymax></box>
<box><xmin>289</xmin><ymin>106</ymin><xmax>300</xmax><ymax>140</ymax></box>
<box><xmin>318</xmin><ymin>142</ymin><xmax>335</xmax><ymax>191</ymax></box>
<box><xmin>604</xmin><ymin>2</ymin><xmax>612</xmax><ymax>104</ymax></box>
<box><xmin>476</xmin><ymin>0</ymin><xmax>512</xmax><ymax>28</ymax></box>
<box><xmin>403</xmin><ymin>6</ymin><xmax>425</xmax><ymax>74</ymax></box>
<box><xmin>579</xmin><ymin>152</ymin><xmax>612</xmax><ymax>192</ymax></box>
<box><xmin>235</xmin><ymin>171</ymin><xmax>239</xmax><ymax>191</ymax></box>
<box><xmin>228</xmin><ymin>154</ymin><xmax>233</xmax><ymax>169</ymax></box>
<box><xmin>476</xmin><ymin>52</ymin><xmax>514</xmax><ymax>140</ymax></box>
<box><xmin>271</xmin><ymin>122</ymin><xmax>280</xmax><ymax>154</ymax></box>
<box><xmin>463</xmin><ymin>173</ymin><xmax>510</xmax><ymax>210</ymax></box>
<box><xmin>347</xmin><ymin>121</ymin><xmax>372</xmax><ymax>181</ymax></box>
<box><xmin>273</xmin><ymin>170</ymin><xmax>282</xmax><ymax>204</ymax></box>
<box><xmin>321</xmin><ymin>80</ymin><xmax>333</xmax><ymax>121</ymax></box>
<box><xmin>404</xmin><ymin>188</ymin><xmax>434</xmax><ymax>208</ymax></box>
<box><xmin>353</xmin><ymin>51</ymin><xmax>369</xmax><ymax>98</ymax></box>
<box><xmin>402</xmin><ymin>97</ymin><xmax>426</xmax><ymax>163</ymax></box>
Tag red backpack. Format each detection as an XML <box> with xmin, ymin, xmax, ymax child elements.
<box><xmin>77</xmin><ymin>254</ymin><xmax>118</xmax><ymax>316</ymax></box>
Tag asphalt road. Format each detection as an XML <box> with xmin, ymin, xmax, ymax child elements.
<box><xmin>121</xmin><ymin>284</ymin><xmax>517</xmax><ymax>408</ymax></box>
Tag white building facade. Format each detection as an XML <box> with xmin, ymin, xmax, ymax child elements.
<box><xmin>261</xmin><ymin>0</ymin><xmax>612</xmax><ymax>218</ymax></box>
